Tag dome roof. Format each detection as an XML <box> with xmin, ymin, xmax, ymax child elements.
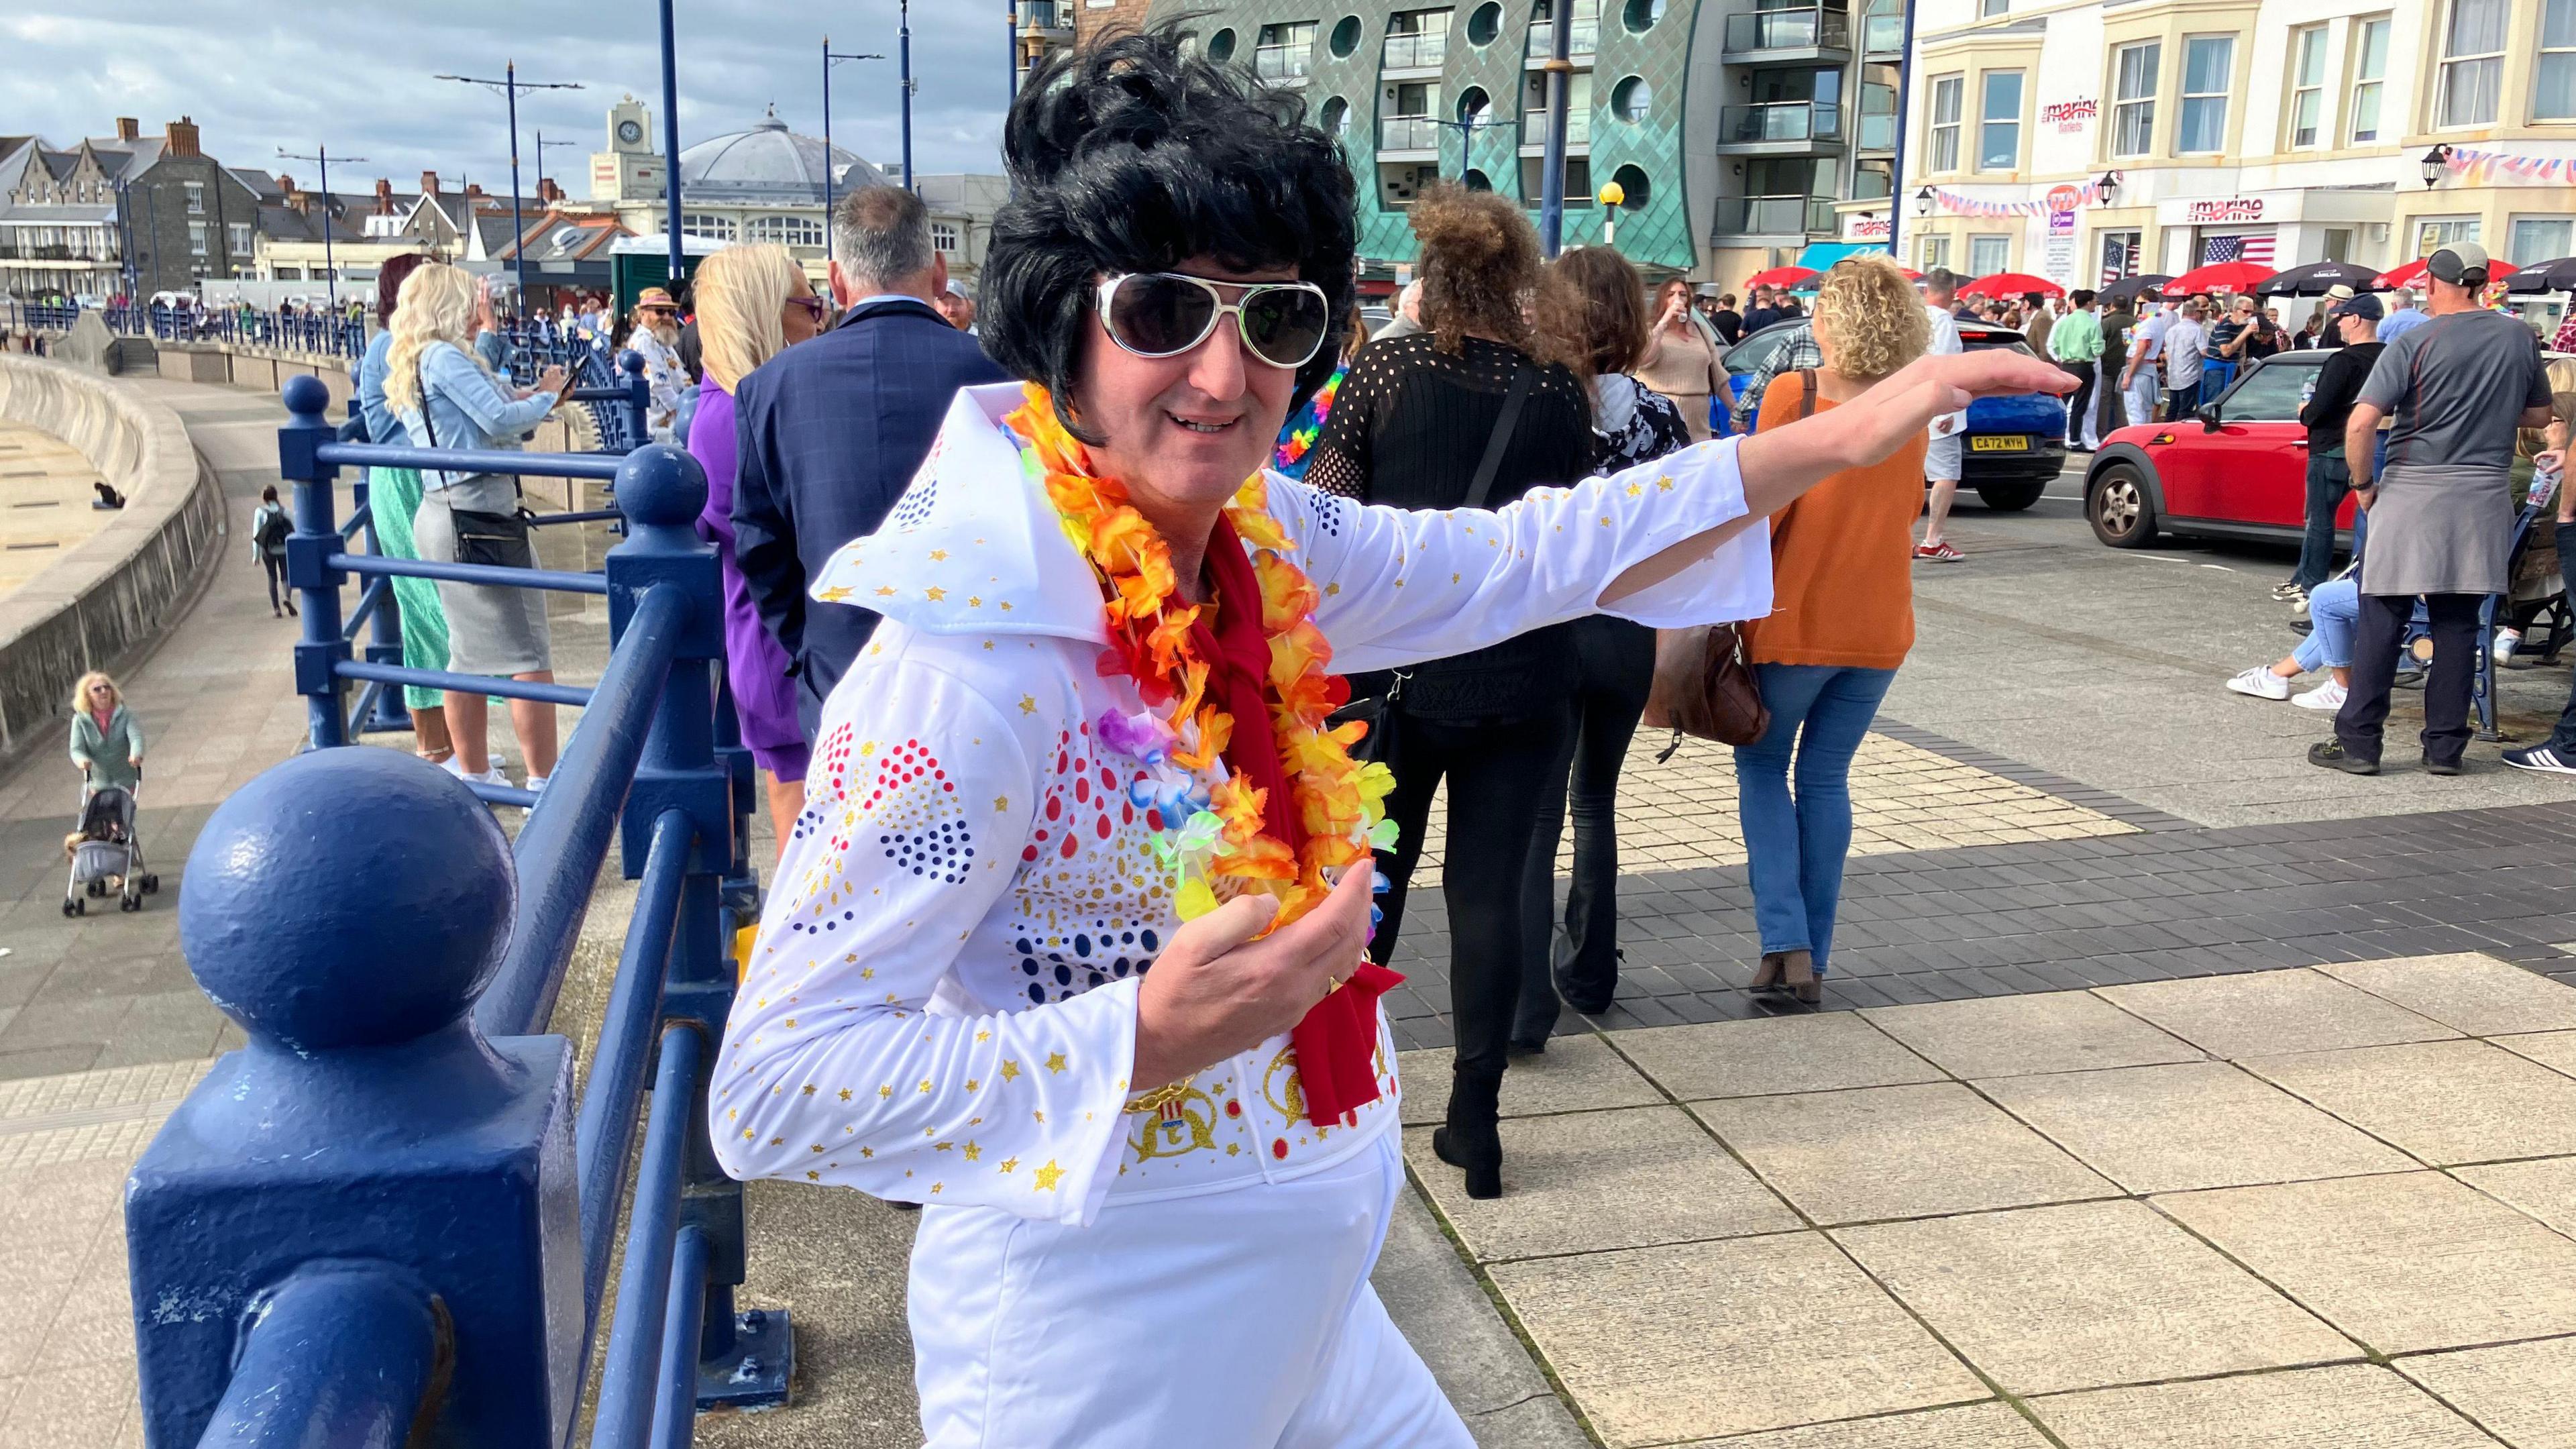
<box><xmin>676</xmin><ymin>105</ymin><xmax>888</xmax><ymax>203</ymax></box>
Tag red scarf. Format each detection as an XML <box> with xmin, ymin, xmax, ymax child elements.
<box><xmin>1192</xmin><ymin>515</ymin><xmax>1403</xmax><ymax>1128</ymax></box>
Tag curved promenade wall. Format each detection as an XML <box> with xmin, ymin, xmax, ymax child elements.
<box><xmin>0</xmin><ymin>356</ymin><xmax>223</xmax><ymax>761</ymax></box>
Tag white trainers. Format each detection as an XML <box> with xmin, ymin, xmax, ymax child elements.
<box><xmin>437</xmin><ymin>754</ymin><xmax>471</xmax><ymax>780</ymax></box>
<box><xmin>2494</xmin><ymin>628</ymin><xmax>2522</xmax><ymax>663</ymax></box>
<box><xmin>525</xmin><ymin>773</ymin><xmax>549</xmax><ymax>800</ymax></box>
<box><xmin>2292</xmin><ymin>680</ymin><xmax>2347</xmax><ymax>712</ymax></box>
<box><xmin>2226</xmin><ymin>666</ymin><xmax>2291</xmax><ymax>701</ymax></box>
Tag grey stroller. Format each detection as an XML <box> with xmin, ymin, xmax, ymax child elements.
<box><xmin>64</xmin><ymin>773</ymin><xmax>156</xmax><ymax>915</ymax></box>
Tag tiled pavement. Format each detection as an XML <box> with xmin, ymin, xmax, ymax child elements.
<box><xmin>1399</xmin><ymin>953</ymin><xmax>2576</xmax><ymax>1447</ymax></box>
<box><xmin>0</xmin><ymin>423</ymin><xmax>117</xmax><ymax>594</ymax></box>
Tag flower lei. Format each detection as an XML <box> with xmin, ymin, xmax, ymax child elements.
<box><xmin>1271</xmin><ymin>364</ymin><xmax>1344</xmax><ymax>472</ymax></box>
<box><xmin>1004</xmin><ymin>385</ymin><xmax>1396</xmax><ymax>929</ymax></box>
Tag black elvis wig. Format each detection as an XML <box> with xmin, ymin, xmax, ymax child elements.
<box><xmin>978</xmin><ymin>25</ymin><xmax>1359</xmax><ymax>443</ymax></box>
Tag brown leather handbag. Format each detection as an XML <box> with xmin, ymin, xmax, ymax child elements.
<box><xmin>1640</xmin><ymin>370</ymin><xmax>1814</xmax><ymax>752</ymax></box>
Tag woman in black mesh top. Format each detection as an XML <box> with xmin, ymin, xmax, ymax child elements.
<box><xmin>1305</xmin><ymin>184</ymin><xmax>1594</xmax><ymax>1199</ymax></box>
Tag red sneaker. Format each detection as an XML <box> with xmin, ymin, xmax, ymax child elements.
<box><xmin>1913</xmin><ymin>541</ymin><xmax>1964</xmax><ymax>562</ymax></box>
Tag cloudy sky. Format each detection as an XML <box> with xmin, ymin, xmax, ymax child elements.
<box><xmin>5</xmin><ymin>0</ymin><xmax>1012</xmax><ymax>197</ymax></box>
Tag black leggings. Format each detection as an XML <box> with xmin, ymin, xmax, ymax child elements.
<box><xmin>1369</xmin><ymin>702</ymin><xmax>1575</xmax><ymax>1080</ymax></box>
<box><xmin>1517</xmin><ymin>618</ymin><xmax>1654</xmax><ymax>1040</ymax></box>
<box><xmin>260</xmin><ymin>551</ymin><xmax>289</xmax><ymax>612</ymax></box>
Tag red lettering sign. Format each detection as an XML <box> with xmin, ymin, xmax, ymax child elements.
<box><xmin>2040</xmin><ymin>99</ymin><xmax>2098</xmax><ymax>133</ymax></box>
<box><xmin>2186</xmin><ymin>199</ymin><xmax>2266</xmax><ymax>223</ymax></box>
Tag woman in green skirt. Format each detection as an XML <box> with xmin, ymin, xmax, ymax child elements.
<box><xmin>354</xmin><ymin>254</ymin><xmax>457</xmax><ymax>769</ymax></box>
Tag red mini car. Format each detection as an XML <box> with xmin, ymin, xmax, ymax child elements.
<box><xmin>2080</xmin><ymin>352</ymin><xmax>2351</xmax><ymax>549</ymax></box>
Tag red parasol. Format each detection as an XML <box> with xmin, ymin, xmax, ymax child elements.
<box><xmin>1742</xmin><ymin>265</ymin><xmax>1820</xmax><ymax>289</ymax></box>
<box><xmin>1960</xmin><ymin>271</ymin><xmax>2065</xmax><ymax>299</ymax></box>
<box><xmin>2163</xmin><ymin>260</ymin><xmax>2279</xmax><ymax>295</ymax></box>
<box><xmin>2372</xmin><ymin>256</ymin><xmax>2518</xmax><ymax>292</ymax></box>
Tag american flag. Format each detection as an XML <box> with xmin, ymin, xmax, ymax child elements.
<box><xmin>2100</xmin><ymin>237</ymin><xmax>2140</xmax><ymax>286</ymax></box>
<box><xmin>2200</xmin><ymin>232</ymin><xmax>2275</xmax><ymax>266</ymax></box>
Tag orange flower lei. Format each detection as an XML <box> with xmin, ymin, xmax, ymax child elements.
<box><xmin>1004</xmin><ymin>384</ymin><xmax>1395</xmax><ymax>928</ymax></box>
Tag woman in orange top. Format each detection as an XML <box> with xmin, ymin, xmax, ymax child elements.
<box><xmin>1739</xmin><ymin>257</ymin><xmax>1931</xmax><ymax>1005</ymax></box>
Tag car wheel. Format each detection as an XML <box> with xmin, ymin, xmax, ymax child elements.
<box><xmin>2088</xmin><ymin>463</ymin><xmax>2159</xmax><ymax>548</ymax></box>
<box><xmin>1976</xmin><ymin>482</ymin><xmax>2045</xmax><ymax>512</ymax></box>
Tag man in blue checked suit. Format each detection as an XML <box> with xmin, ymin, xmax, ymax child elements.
<box><xmin>732</xmin><ymin>184</ymin><xmax>1009</xmax><ymax>739</ymax></box>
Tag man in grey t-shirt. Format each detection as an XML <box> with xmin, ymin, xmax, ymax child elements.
<box><xmin>2317</xmin><ymin>242</ymin><xmax>2553</xmax><ymax>775</ymax></box>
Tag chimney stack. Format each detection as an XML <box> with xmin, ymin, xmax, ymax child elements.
<box><xmin>276</xmin><ymin>174</ymin><xmax>294</xmax><ymax>195</ymax></box>
<box><xmin>466</xmin><ymin>183</ymin><xmax>486</xmax><ymax>200</ymax></box>
<box><xmin>286</xmin><ymin>190</ymin><xmax>309</xmax><ymax>216</ymax></box>
<box><xmin>374</xmin><ymin>177</ymin><xmax>394</xmax><ymax>214</ymax></box>
<box><xmin>420</xmin><ymin>170</ymin><xmax>439</xmax><ymax>198</ymax></box>
<box><xmin>537</xmin><ymin>177</ymin><xmax>563</xmax><ymax>204</ymax></box>
<box><xmin>165</xmin><ymin>117</ymin><xmax>201</xmax><ymax>158</ymax></box>
<box><xmin>115</xmin><ymin>118</ymin><xmax>139</xmax><ymax>142</ymax></box>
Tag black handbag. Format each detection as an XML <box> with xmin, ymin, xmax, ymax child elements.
<box><xmin>417</xmin><ymin>364</ymin><xmax>535</xmax><ymax>569</ymax></box>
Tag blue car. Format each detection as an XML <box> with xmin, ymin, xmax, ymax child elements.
<box><xmin>1718</xmin><ymin>318</ymin><xmax>2067</xmax><ymax>511</ymax></box>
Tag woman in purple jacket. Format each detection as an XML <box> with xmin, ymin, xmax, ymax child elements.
<box><xmin>689</xmin><ymin>244</ymin><xmax>830</xmax><ymax>850</ymax></box>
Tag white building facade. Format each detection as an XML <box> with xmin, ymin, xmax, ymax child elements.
<box><xmin>1898</xmin><ymin>0</ymin><xmax>2576</xmax><ymax>301</ymax></box>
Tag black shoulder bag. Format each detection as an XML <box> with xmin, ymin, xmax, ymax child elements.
<box><xmin>418</xmin><ymin>366</ymin><xmax>537</xmax><ymax>570</ymax></box>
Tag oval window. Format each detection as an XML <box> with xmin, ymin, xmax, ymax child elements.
<box><xmin>1463</xmin><ymin>168</ymin><xmax>1495</xmax><ymax>192</ymax></box>
<box><xmin>1318</xmin><ymin>96</ymin><xmax>1350</xmax><ymax>138</ymax></box>
<box><xmin>1466</xmin><ymin>1</ymin><xmax>1504</xmax><ymax>46</ymax></box>
<box><xmin>1208</xmin><ymin>28</ymin><xmax>1237</xmax><ymax>62</ymax></box>
<box><xmin>1457</xmin><ymin>86</ymin><xmax>1492</xmax><ymax>127</ymax></box>
<box><xmin>1330</xmin><ymin>15</ymin><xmax>1363</xmax><ymax>57</ymax></box>
<box><xmin>1623</xmin><ymin>0</ymin><xmax>1665</xmax><ymax>33</ymax></box>
<box><xmin>1611</xmin><ymin>164</ymin><xmax>1651</xmax><ymax>210</ymax></box>
<box><xmin>1611</xmin><ymin>75</ymin><xmax>1653</xmax><ymax>123</ymax></box>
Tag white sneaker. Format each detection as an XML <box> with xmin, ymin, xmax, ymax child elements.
<box><xmin>474</xmin><ymin>765</ymin><xmax>510</xmax><ymax>789</ymax></box>
<box><xmin>2226</xmin><ymin>666</ymin><xmax>2291</xmax><ymax>701</ymax></box>
<box><xmin>2494</xmin><ymin>628</ymin><xmax>2522</xmax><ymax>663</ymax></box>
<box><xmin>2292</xmin><ymin>680</ymin><xmax>2347</xmax><ymax>712</ymax></box>
<box><xmin>525</xmin><ymin>773</ymin><xmax>549</xmax><ymax>799</ymax></box>
<box><xmin>437</xmin><ymin>754</ymin><xmax>470</xmax><ymax>780</ymax></box>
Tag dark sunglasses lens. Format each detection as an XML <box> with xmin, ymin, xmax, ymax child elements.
<box><xmin>1241</xmin><ymin>288</ymin><xmax>1330</xmax><ymax>367</ymax></box>
<box><xmin>1108</xmin><ymin>276</ymin><xmax>1218</xmax><ymax>355</ymax></box>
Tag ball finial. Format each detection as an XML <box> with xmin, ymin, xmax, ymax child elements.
<box><xmin>613</xmin><ymin>443</ymin><xmax>708</xmax><ymax>531</ymax></box>
<box><xmin>180</xmin><ymin>749</ymin><xmax>517</xmax><ymax>1054</ymax></box>
<box><xmin>619</xmin><ymin>349</ymin><xmax>646</xmax><ymax>378</ymax></box>
<box><xmin>281</xmin><ymin>374</ymin><xmax>331</xmax><ymax>420</ymax></box>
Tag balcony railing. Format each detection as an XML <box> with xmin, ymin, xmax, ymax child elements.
<box><xmin>1380</xmin><ymin>115</ymin><xmax>1443</xmax><ymax>151</ymax></box>
<box><xmin>1527</xmin><ymin>17</ymin><xmax>1600</xmax><ymax>58</ymax></box>
<box><xmin>1014</xmin><ymin>0</ymin><xmax>1070</xmax><ymax>34</ymax></box>
<box><xmin>1382</xmin><ymin>30</ymin><xmax>1448</xmax><ymax>68</ymax></box>
<box><xmin>1725</xmin><ymin>8</ymin><xmax>1852</xmax><ymax>53</ymax></box>
<box><xmin>1720</xmin><ymin>101</ymin><xmax>1844</xmax><ymax>144</ymax></box>
<box><xmin>1864</xmin><ymin>10</ymin><xmax>1902</xmax><ymax>54</ymax></box>
<box><xmin>1858</xmin><ymin>111</ymin><xmax>1896</xmax><ymax>151</ymax></box>
<box><xmin>1254</xmin><ymin>43</ymin><xmax>1311</xmax><ymax>80</ymax></box>
<box><xmin>1520</xmin><ymin>108</ymin><xmax>1594</xmax><ymax>146</ymax></box>
<box><xmin>1713</xmin><ymin>195</ymin><xmax>1839</xmax><ymax>237</ymax></box>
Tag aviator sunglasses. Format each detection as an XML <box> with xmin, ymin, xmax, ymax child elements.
<box><xmin>1094</xmin><ymin>272</ymin><xmax>1334</xmax><ymax>370</ymax></box>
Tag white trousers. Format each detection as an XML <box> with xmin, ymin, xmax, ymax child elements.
<box><xmin>2125</xmin><ymin>373</ymin><xmax>2162</xmax><ymax>431</ymax></box>
<box><xmin>910</xmin><ymin>1132</ymin><xmax>1473</xmax><ymax>1448</ymax></box>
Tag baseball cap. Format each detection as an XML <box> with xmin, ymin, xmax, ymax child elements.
<box><xmin>2427</xmin><ymin>241</ymin><xmax>2491</xmax><ymax>286</ymax></box>
<box><xmin>2330</xmin><ymin>292</ymin><xmax>2383</xmax><ymax>321</ymax></box>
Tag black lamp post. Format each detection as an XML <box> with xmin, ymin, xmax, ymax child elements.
<box><xmin>2420</xmin><ymin>145</ymin><xmax>2451</xmax><ymax>190</ymax></box>
<box><xmin>1913</xmin><ymin>186</ymin><xmax>1933</xmax><ymax>217</ymax></box>
<box><xmin>2096</xmin><ymin>170</ymin><xmax>2121</xmax><ymax>207</ymax></box>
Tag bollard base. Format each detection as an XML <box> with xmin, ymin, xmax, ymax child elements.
<box><xmin>697</xmin><ymin>1306</ymin><xmax>793</xmax><ymax>1412</ymax></box>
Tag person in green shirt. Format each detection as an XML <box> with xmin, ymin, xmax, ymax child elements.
<box><xmin>2049</xmin><ymin>289</ymin><xmax>2106</xmax><ymax>451</ymax></box>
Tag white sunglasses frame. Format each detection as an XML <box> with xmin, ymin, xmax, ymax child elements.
<box><xmin>1093</xmin><ymin>272</ymin><xmax>1333</xmax><ymax>370</ymax></box>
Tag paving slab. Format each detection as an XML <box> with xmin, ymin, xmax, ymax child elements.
<box><xmin>1835</xmin><ymin>1199</ymin><xmax>2358</xmax><ymax>1396</ymax></box>
<box><xmin>1672</xmin><ymin>1401</ymin><xmax>2052</xmax><ymax>1448</ymax></box>
<box><xmin>2454</xmin><ymin>1157</ymin><xmax>2576</xmax><ymax>1240</ymax></box>
<box><xmin>2027</xmin><ymin>1362</ymin><xmax>2499</xmax><ymax>1448</ymax></box>
<box><xmin>2098</xmin><ymin>970</ymin><xmax>2460</xmax><ymax>1059</ymax></box>
<box><xmin>1489</xmin><ymin>1232</ymin><xmax>1986</xmax><ymax>1446</ymax></box>
<box><xmin>1693</xmin><ymin>1082</ymin><xmax>2116</xmax><ymax>1226</ymax></box>
<box><xmin>1615</xmin><ymin>1013</ymin><xmax>1943</xmax><ymax>1102</ymax></box>
<box><xmin>2314</xmin><ymin>953</ymin><xmax>2576</xmax><ymax>1037</ymax></box>
<box><xmin>1365</xmin><ymin>1187</ymin><xmax>1584</xmax><ymax>1448</ymax></box>
<box><xmin>1977</xmin><ymin>1059</ymin><xmax>2415</xmax><ymax>1194</ymax></box>
<box><xmin>2156</xmin><ymin>1171</ymin><xmax>2576</xmax><ymax>1354</ymax></box>
<box><xmin>2498</xmin><ymin>1029</ymin><xmax>2576</xmax><ymax>1079</ymax></box>
<box><xmin>1396</xmin><ymin>1035</ymin><xmax>1663</xmax><ymax>1127</ymax></box>
<box><xmin>2242</xmin><ymin>1038</ymin><xmax>2576</xmax><ymax>1165</ymax></box>
<box><xmin>2393</xmin><ymin>1336</ymin><xmax>2576</xmax><ymax>1449</ymax></box>
<box><xmin>1860</xmin><ymin>991</ymin><xmax>2203</xmax><ymax>1079</ymax></box>
<box><xmin>1403</xmin><ymin>1106</ymin><xmax>1796</xmax><ymax>1262</ymax></box>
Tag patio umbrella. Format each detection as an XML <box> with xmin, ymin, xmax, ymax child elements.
<box><xmin>1741</xmin><ymin>265</ymin><xmax>1819</xmax><ymax>289</ymax></box>
<box><xmin>1960</xmin><ymin>271</ymin><xmax>2064</xmax><ymax>299</ymax></box>
<box><xmin>2163</xmin><ymin>260</ymin><xmax>2277</xmax><ymax>295</ymax></box>
<box><xmin>2373</xmin><ymin>256</ymin><xmax>2518</xmax><ymax>291</ymax></box>
<box><xmin>2506</xmin><ymin>258</ymin><xmax>2576</xmax><ymax>294</ymax></box>
<box><xmin>2253</xmin><ymin>260</ymin><xmax>2383</xmax><ymax>297</ymax></box>
<box><xmin>2096</xmin><ymin>274</ymin><xmax>2174</xmax><ymax>305</ymax></box>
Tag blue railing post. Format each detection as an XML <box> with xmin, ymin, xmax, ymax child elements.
<box><xmin>602</xmin><ymin>443</ymin><xmax>788</xmax><ymax>1410</ymax></box>
<box><xmin>127</xmin><ymin>749</ymin><xmax>584</xmax><ymax>1448</ymax></box>
<box><xmin>617</xmin><ymin>349</ymin><xmax>651</xmax><ymax>445</ymax></box>
<box><xmin>350</xmin><ymin>471</ymin><xmax>413</xmax><ymax>733</ymax></box>
<box><xmin>280</xmin><ymin>375</ymin><xmax>352</xmax><ymax>749</ymax></box>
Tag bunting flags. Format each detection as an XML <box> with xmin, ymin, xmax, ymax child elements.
<box><xmin>1927</xmin><ymin>179</ymin><xmax>2110</xmax><ymax>217</ymax></box>
<box><xmin>2440</xmin><ymin>146</ymin><xmax>2576</xmax><ymax>186</ymax></box>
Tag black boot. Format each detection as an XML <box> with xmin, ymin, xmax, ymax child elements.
<box><xmin>1432</xmin><ymin>1064</ymin><xmax>1504</xmax><ymax>1199</ymax></box>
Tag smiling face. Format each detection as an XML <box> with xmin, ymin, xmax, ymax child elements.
<box><xmin>1073</xmin><ymin>257</ymin><xmax>1303</xmax><ymax>521</ymax></box>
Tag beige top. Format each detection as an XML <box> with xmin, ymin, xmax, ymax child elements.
<box><xmin>1636</xmin><ymin>321</ymin><xmax>1722</xmax><ymax>402</ymax></box>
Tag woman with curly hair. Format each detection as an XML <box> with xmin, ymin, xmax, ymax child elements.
<box><xmin>1736</xmin><ymin>256</ymin><xmax>1933</xmax><ymax>1007</ymax></box>
<box><xmin>707</xmin><ymin>32</ymin><xmax>2067</xmax><ymax>1444</ymax></box>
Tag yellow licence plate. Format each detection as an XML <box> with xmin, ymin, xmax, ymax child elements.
<box><xmin>1971</xmin><ymin>435</ymin><xmax>2030</xmax><ymax>452</ymax></box>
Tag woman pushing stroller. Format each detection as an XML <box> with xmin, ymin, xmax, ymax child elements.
<box><xmin>69</xmin><ymin>671</ymin><xmax>142</xmax><ymax>792</ymax></box>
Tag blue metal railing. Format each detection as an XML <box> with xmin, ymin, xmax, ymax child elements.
<box><xmin>125</xmin><ymin>372</ymin><xmax>785</xmax><ymax>1447</ymax></box>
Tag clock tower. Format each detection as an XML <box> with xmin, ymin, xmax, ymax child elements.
<box><xmin>590</xmin><ymin>97</ymin><xmax>663</xmax><ymax>203</ymax></box>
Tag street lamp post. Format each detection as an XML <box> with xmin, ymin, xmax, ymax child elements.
<box><xmin>1536</xmin><ymin>0</ymin><xmax>1574</xmax><ymax>257</ymax></box>
<box><xmin>658</xmin><ymin>0</ymin><xmax>684</xmax><ymax>283</ymax></box>
<box><xmin>1885</xmin><ymin>0</ymin><xmax>1921</xmax><ymax>263</ymax></box>
<box><xmin>824</xmin><ymin>37</ymin><xmax>889</xmax><ymax>264</ymax></box>
<box><xmin>435</xmin><ymin>64</ymin><xmax>585</xmax><ymax>311</ymax></box>
<box><xmin>900</xmin><ymin>0</ymin><xmax>918</xmax><ymax>191</ymax></box>
<box><xmin>277</xmin><ymin>146</ymin><xmax>365</xmax><ymax>313</ymax></box>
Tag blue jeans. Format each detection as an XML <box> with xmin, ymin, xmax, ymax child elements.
<box><xmin>1732</xmin><ymin>664</ymin><xmax>1897</xmax><ymax>976</ymax></box>
<box><xmin>2292</xmin><ymin>453</ymin><xmax>2352</xmax><ymax>591</ymax></box>
<box><xmin>2293</xmin><ymin>577</ymin><xmax>2360</xmax><ymax>672</ymax></box>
